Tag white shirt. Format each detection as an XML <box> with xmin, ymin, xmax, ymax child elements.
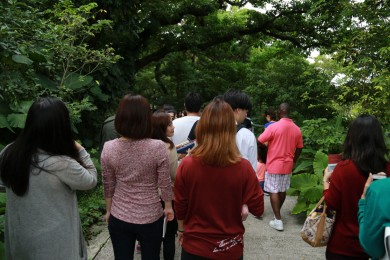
<box><xmin>172</xmin><ymin>116</ymin><xmax>200</xmax><ymax>146</ymax></box>
<box><xmin>236</xmin><ymin>127</ymin><xmax>258</xmax><ymax>172</ymax></box>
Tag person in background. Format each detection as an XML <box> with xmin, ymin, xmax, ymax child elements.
<box><xmin>264</xmin><ymin>108</ymin><xmax>277</xmax><ymax>129</ymax></box>
<box><xmin>242</xmin><ymin>116</ymin><xmax>254</xmax><ymax>133</ymax></box>
<box><xmin>171</xmin><ymin>92</ymin><xmax>203</xmax><ymax>146</ymax></box>
<box><xmin>359</xmin><ymin>171</ymin><xmax>390</xmax><ymax>260</ymax></box>
<box><xmin>99</xmin><ymin>113</ymin><xmax>150</xmax><ymax>255</ymax></box>
<box><xmin>99</xmin><ymin>115</ymin><xmax>118</xmax><ymax>158</ymax></box>
<box><xmin>223</xmin><ymin>89</ymin><xmax>258</xmax><ymax>172</ymax></box>
<box><xmin>101</xmin><ymin>94</ymin><xmax>174</xmax><ymax>260</ymax></box>
<box><xmin>175</xmin><ymin>98</ymin><xmax>264</xmax><ymax>260</ymax></box>
<box><xmin>0</xmin><ymin>97</ymin><xmax>97</xmax><ymax>260</ymax></box>
<box><xmin>256</xmin><ymin>141</ymin><xmax>268</xmax><ymax>194</ymax></box>
<box><xmin>323</xmin><ymin>114</ymin><xmax>389</xmax><ymax>259</ymax></box>
<box><xmin>162</xmin><ymin>104</ymin><xmax>177</xmax><ymax>121</ymax></box>
<box><xmin>258</xmin><ymin>103</ymin><xmax>303</xmax><ymax>231</ymax></box>
<box><xmin>151</xmin><ymin>111</ymin><xmax>178</xmax><ymax>260</ymax></box>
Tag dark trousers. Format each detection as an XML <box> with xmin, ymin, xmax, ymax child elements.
<box><xmin>181</xmin><ymin>248</ymin><xmax>243</xmax><ymax>260</ymax></box>
<box><xmin>162</xmin><ymin>201</ymin><xmax>178</xmax><ymax>260</ymax></box>
<box><xmin>108</xmin><ymin>214</ymin><xmax>164</xmax><ymax>260</ymax></box>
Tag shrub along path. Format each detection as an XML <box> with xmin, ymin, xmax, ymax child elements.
<box><xmin>88</xmin><ymin>195</ymin><xmax>326</xmax><ymax>260</ymax></box>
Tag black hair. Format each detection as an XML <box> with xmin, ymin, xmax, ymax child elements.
<box><xmin>163</xmin><ymin>104</ymin><xmax>176</xmax><ymax>114</ymax></box>
<box><xmin>265</xmin><ymin>108</ymin><xmax>277</xmax><ymax>121</ymax></box>
<box><xmin>242</xmin><ymin>118</ymin><xmax>253</xmax><ymax>129</ymax></box>
<box><xmin>0</xmin><ymin>97</ymin><xmax>80</xmax><ymax>196</ymax></box>
<box><xmin>278</xmin><ymin>103</ymin><xmax>290</xmax><ymax>117</ymax></box>
<box><xmin>343</xmin><ymin>114</ymin><xmax>388</xmax><ymax>176</ymax></box>
<box><xmin>222</xmin><ymin>89</ymin><xmax>252</xmax><ymax>111</ymax></box>
<box><xmin>184</xmin><ymin>92</ymin><xmax>203</xmax><ymax>113</ymax></box>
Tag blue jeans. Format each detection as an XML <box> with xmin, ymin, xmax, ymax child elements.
<box><xmin>108</xmin><ymin>214</ymin><xmax>163</xmax><ymax>260</ymax></box>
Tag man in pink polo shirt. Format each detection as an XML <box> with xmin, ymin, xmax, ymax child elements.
<box><xmin>258</xmin><ymin>103</ymin><xmax>303</xmax><ymax>231</ymax></box>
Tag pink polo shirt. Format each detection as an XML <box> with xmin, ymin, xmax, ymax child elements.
<box><xmin>258</xmin><ymin>118</ymin><xmax>303</xmax><ymax>174</ymax></box>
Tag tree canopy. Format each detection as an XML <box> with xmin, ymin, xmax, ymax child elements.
<box><xmin>0</xmin><ymin>0</ymin><xmax>389</xmax><ymax>148</ymax></box>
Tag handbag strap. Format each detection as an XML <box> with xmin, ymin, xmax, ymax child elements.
<box><xmin>313</xmin><ymin>196</ymin><xmax>329</xmax><ymax>243</ymax></box>
<box><xmin>308</xmin><ymin>196</ymin><xmax>325</xmax><ymax>216</ymax></box>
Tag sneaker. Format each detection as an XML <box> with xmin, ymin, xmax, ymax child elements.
<box><xmin>269</xmin><ymin>219</ymin><xmax>284</xmax><ymax>231</ymax></box>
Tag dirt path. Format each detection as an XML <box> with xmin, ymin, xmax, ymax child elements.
<box><xmin>88</xmin><ymin>195</ymin><xmax>326</xmax><ymax>260</ymax></box>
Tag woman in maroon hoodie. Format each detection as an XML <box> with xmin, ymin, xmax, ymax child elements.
<box><xmin>174</xmin><ymin>98</ymin><xmax>264</xmax><ymax>260</ymax></box>
<box><xmin>323</xmin><ymin>115</ymin><xmax>389</xmax><ymax>259</ymax></box>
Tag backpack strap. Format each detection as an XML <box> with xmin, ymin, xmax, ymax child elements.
<box><xmin>187</xmin><ymin>120</ymin><xmax>198</xmax><ymax>141</ymax></box>
<box><xmin>236</xmin><ymin>123</ymin><xmax>246</xmax><ymax>133</ymax></box>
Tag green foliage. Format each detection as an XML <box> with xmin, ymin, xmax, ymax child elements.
<box><xmin>300</xmin><ymin>116</ymin><xmax>347</xmax><ymax>154</ymax></box>
<box><xmin>77</xmin><ymin>149</ymin><xmax>105</xmax><ymax>239</ymax></box>
<box><xmin>0</xmin><ymin>0</ymin><xmax>388</xmax><ymax>240</ymax></box>
<box><xmin>0</xmin><ymin>0</ymin><xmax>120</xmax><ymax>237</ymax></box>
<box><xmin>325</xmin><ymin>0</ymin><xmax>390</xmax><ymax>122</ymax></box>
<box><xmin>41</xmin><ymin>1</ymin><xmax>121</xmax><ymax>88</ymax></box>
<box><xmin>288</xmin><ymin>150</ymin><xmax>328</xmax><ymax>215</ymax></box>
<box><xmin>0</xmin><ymin>0</ymin><xmax>121</xmax><ymax>146</ymax></box>
<box><xmin>78</xmin><ymin>185</ymin><xmax>106</xmax><ymax>240</ymax></box>
<box><xmin>289</xmin><ymin>117</ymin><xmax>347</xmax><ymax>215</ymax></box>
<box><xmin>6</xmin><ymin>101</ymin><xmax>32</xmax><ymax>129</ymax></box>
<box><xmin>313</xmin><ymin>151</ymin><xmax>328</xmax><ymax>178</ymax></box>
<box><xmin>247</xmin><ymin>43</ymin><xmax>339</xmax><ymax>120</ymax></box>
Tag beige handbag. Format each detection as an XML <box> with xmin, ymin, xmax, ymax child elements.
<box><xmin>300</xmin><ymin>196</ymin><xmax>336</xmax><ymax>247</ymax></box>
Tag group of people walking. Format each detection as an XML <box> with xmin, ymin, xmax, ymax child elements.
<box><xmin>0</xmin><ymin>90</ymin><xmax>388</xmax><ymax>260</ymax></box>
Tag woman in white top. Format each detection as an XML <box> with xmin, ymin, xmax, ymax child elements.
<box><xmin>152</xmin><ymin>111</ymin><xmax>178</xmax><ymax>260</ymax></box>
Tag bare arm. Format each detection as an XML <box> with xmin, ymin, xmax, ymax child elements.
<box><xmin>323</xmin><ymin>166</ymin><xmax>332</xmax><ymax>190</ymax></box>
<box><xmin>177</xmin><ymin>219</ymin><xmax>184</xmax><ymax>246</ymax></box>
<box><xmin>293</xmin><ymin>147</ymin><xmax>302</xmax><ymax>164</ymax></box>
<box><xmin>104</xmin><ymin>197</ymin><xmax>112</xmax><ymax>224</ymax></box>
<box><xmin>164</xmin><ymin>201</ymin><xmax>174</xmax><ymax>221</ymax></box>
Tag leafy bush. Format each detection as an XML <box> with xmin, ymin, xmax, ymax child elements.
<box><xmin>288</xmin><ymin>116</ymin><xmax>348</xmax><ymax>215</ymax></box>
<box><xmin>78</xmin><ymin>185</ymin><xmax>106</xmax><ymax>240</ymax></box>
<box><xmin>300</xmin><ymin>116</ymin><xmax>346</xmax><ymax>154</ymax></box>
<box><xmin>288</xmin><ymin>151</ymin><xmax>328</xmax><ymax>215</ymax></box>
<box><xmin>0</xmin><ymin>0</ymin><xmax>121</xmax><ymax>146</ymax></box>
<box><xmin>77</xmin><ymin>148</ymin><xmax>106</xmax><ymax>239</ymax></box>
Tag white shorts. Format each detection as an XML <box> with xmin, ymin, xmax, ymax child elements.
<box><xmin>264</xmin><ymin>172</ymin><xmax>290</xmax><ymax>193</ymax></box>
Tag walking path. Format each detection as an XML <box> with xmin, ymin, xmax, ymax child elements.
<box><xmin>87</xmin><ymin>195</ymin><xmax>326</xmax><ymax>259</ymax></box>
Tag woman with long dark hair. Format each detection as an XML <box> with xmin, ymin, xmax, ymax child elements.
<box><xmin>101</xmin><ymin>94</ymin><xmax>174</xmax><ymax>260</ymax></box>
<box><xmin>151</xmin><ymin>111</ymin><xmax>178</xmax><ymax>260</ymax></box>
<box><xmin>323</xmin><ymin>115</ymin><xmax>390</xmax><ymax>259</ymax></box>
<box><xmin>174</xmin><ymin>98</ymin><xmax>264</xmax><ymax>259</ymax></box>
<box><xmin>0</xmin><ymin>97</ymin><xmax>97</xmax><ymax>259</ymax></box>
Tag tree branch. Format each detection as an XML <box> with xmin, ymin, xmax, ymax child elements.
<box><xmin>136</xmin><ymin>22</ymin><xmax>305</xmax><ymax>70</ymax></box>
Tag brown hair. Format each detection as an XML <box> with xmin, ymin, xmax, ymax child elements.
<box><xmin>191</xmin><ymin>98</ymin><xmax>241</xmax><ymax>166</ymax></box>
<box><xmin>151</xmin><ymin>111</ymin><xmax>174</xmax><ymax>149</ymax></box>
<box><xmin>115</xmin><ymin>94</ymin><xmax>152</xmax><ymax>139</ymax></box>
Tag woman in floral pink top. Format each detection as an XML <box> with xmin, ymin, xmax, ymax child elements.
<box><xmin>101</xmin><ymin>94</ymin><xmax>174</xmax><ymax>260</ymax></box>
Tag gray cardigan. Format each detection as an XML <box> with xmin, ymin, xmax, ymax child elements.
<box><xmin>0</xmin><ymin>148</ymin><xmax>97</xmax><ymax>260</ymax></box>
